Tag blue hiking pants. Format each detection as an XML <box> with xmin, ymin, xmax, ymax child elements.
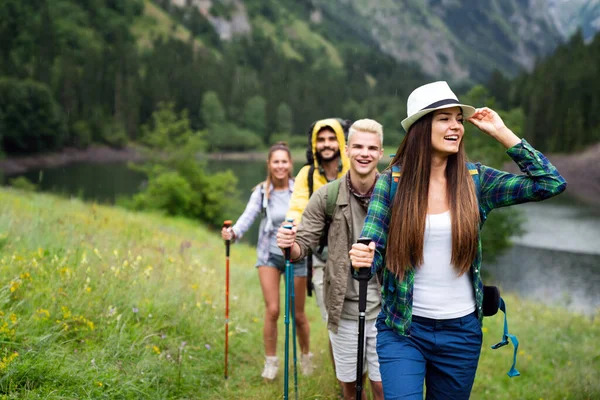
<box><xmin>375</xmin><ymin>311</ymin><xmax>482</xmax><ymax>400</ymax></box>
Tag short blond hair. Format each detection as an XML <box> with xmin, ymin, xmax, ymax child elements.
<box><xmin>347</xmin><ymin>118</ymin><xmax>383</xmax><ymax>145</ymax></box>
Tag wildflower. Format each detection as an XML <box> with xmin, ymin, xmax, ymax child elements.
<box><xmin>35</xmin><ymin>309</ymin><xmax>50</xmax><ymax>320</ymax></box>
<box><xmin>482</xmin><ymin>327</ymin><xmax>488</xmax><ymax>333</ymax></box>
<box><xmin>93</xmin><ymin>248</ymin><xmax>102</xmax><ymax>260</ymax></box>
<box><xmin>132</xmin><ymin>307</ymin><xmax>139</xmax><ymax>314</ymax></box>
<box><xmin>144</xmin><ymin>265</ymin><xmax>153</xmax><ymax>278</ymax></box>
<box><xmin>205</xmin><ymin>344</ymin><xmax>211</xmax><ymax>350</ymax></box>
<box><xmin>9</xmin><ymin>281</ymin><xmax>20</xmax><ymax>293</ymax></box>
<box><xmin>95</xmin><ymin>381</ymin><xmax>103</xmax><ymax>387</ymax></box>
<box><xmin>9</xmin><ymin>314</ymin><xmax>17</xmax><ymax>324</ymax></box>
<box><xmin>152</xmin><ymin>346</ymin><xmax>161</xmax><ymax>355</ymax></box>
<box><xmin>0</xmin><ymin>352</ymin><xmax>19</xmax><ymax>372</ymax></box>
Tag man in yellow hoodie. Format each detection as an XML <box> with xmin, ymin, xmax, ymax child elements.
<box><xmin>286</xmin><ymin>118</ymin><xmax>350</xmax><ymax>376</ymax></box>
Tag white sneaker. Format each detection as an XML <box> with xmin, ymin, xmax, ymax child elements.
<box><xmin>300</xmin><ymin>352</ymin><xmax>314</xmax><ymax>376</ymax></box>
<box><xmin>261</xmin><ymin>356</ymin><xmax>279</xmax><ymax>380</ymax></box>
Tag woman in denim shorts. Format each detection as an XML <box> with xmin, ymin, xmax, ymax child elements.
<box><xmin>221</xmin><ymin>142</ymin><xmax>311</xmax><ymax>381</ymax></box>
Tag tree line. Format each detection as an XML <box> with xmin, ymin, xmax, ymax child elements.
<box><xmin>487</xmin><ymin>30</ymin><xmax>600</xmax><ymax>153</ymax></box>
<box><xmin>0</xmin><ymin>0</ymin><xmax>428</xmax><ymax>156</ymax></box>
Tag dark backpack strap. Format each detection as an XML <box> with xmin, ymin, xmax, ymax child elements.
<box><xmin>308</xmin><ymin>164</ymin><xmax>315</xmax><ymax>198</ymax></box>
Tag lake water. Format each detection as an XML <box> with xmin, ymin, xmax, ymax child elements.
<box><xmin>6</xmin><ymin>159</ymin><xmax>600</xmax><ymax>315</ymax></box>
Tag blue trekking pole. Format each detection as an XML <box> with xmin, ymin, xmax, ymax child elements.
<box><xmin>353</xmin><ymin>237</ymin><xmax>372</xmax><ymax>400</ymax></box>
<box><xmin>283</xmin><ymin>221</ymin><xmax>299</xmax><ymax>400</ymax></box>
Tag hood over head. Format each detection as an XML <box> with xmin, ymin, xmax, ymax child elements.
<box><xmin>310</xmin><ymin>118</ymin><xmax>350</xmax><ymax>172</ymax></box>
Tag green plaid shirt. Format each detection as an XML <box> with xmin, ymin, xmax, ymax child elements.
<box><xmin>360</xmin><ymin>139</ymin><xmax>567</xmax><ymax>335</ymax></box>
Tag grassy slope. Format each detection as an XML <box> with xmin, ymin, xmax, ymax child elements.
<box><xmin>0</xmin><ymin>188</ymin><xmax>598</xmax><ymax>399</ymax></box>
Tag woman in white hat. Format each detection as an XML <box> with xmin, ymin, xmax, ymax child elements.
<box><xmin>349</xmin><ymin>81</ymin><xmax>566</xmax><ymax>398</ymax></box>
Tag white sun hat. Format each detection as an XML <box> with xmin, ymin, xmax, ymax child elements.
<box><xmin>401</xmin><ymin>81</ymin><xmax>476</xmax><ymax>132</ymax></box>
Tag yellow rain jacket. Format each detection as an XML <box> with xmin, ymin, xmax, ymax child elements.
<box><xmin>286</xmin><ymin>118</ymin><xmax>350</xmax><ymax>222</ymax></box>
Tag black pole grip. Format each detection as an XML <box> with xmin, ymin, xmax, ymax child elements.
<box><xmin>353</xmin><ymin>237</ymin><xmax>372</xmax><ymax>282</ymax></box>
<box><xmin>283</xmin><ymin>224</ymin><xmax>293</xmax><ymax>261</ymax></box>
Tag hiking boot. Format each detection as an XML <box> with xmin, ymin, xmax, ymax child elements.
<box><xmin>261</xmin><ymin>356</ymin><xmax>279</xmax><ymax>381</ymax></box>
<box><xmin>300</xmin><ymin>352</ymin><xmax>314</xmax><ymax>376</ymax></box>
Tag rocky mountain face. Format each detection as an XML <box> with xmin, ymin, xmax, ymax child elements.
<box><xmin>548</xmin><ymin>0</ymin><xmax>600</xmax><ymax>41</ymax></box>
<box><xmin>310</xmin><ymin>0</ymin><xmax>564</xmax><ymax>82</ymax></box>
<box><xmin>166</xmin><ymin>0</ymin><xmax>599</xmax><ymax>83</ymax></box>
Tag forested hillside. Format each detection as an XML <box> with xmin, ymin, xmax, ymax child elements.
<box><xmin>488</xmin><ymin>32</ymin><xmax>600</xmax><ymax>153</ymax></box>
<box><xmin>0</xmin><ymin>0</ymin><xmax>599</xmax><ymax>157</ymax></box>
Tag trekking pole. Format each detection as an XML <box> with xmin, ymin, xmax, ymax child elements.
<box><xmin>223</xmin><ymin>220</ymin><xmax>232</xmax><ymax>380</ymax></box>
<box><xmin>286</xmin><ymin>219</ymin><xmax>299</xmax><ymax>400</ymax></box>
<box><xmin>282</xmin><ymin>221</ymin><xmax>299</xmax><ymax>400</ymax></box>
<box><xmin>353</xmin><ymin>237</ymin><xmax>372</xmax><ymax>399</ymax></box>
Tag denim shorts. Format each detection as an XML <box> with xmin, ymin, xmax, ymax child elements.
<box><xmin>375</xmin><ymin>311</ymin><xmax>482</xmax><ymax>400</ymax></box>
<box><xmin>256</xmin><ymin>252</ymin><xmax>307</xmax><ymax>277</ymax></box>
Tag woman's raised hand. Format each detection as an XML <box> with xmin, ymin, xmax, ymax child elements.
<box><xmin>467</xmin><ymin>107</ymin><xmax>506</xmax><ymax>136</ymax></box>
<box><xmin>468</xmin><ymin>107</ymin><xmax>521</xmax><ymax>149</ymax></box>
<box><xmin>349</xmin><ymin>241</ymin><xmax>376</xmax><ymax>268</ymax></box>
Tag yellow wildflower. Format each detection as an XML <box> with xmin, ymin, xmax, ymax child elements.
<box><xmin>152</xmin><ymin>346</ymin><xmax>161</xmax><ymax>355</ymax></box>
<box><xmin>95</xmin><ymin>381</ymin><xmax>103</xmax><ymax>387</ymax></box>
<box><xmin>35</xmin><ymin>309</ymin><xmax>50</xmax><ymax>320</ymax></box>
<box><xmin>144</xmin><ymin>266</ymin><xmax>153</xmax><ymax>278</ymax></box>
<box><xmin>9</xmin><ymin>281</ymin><xmax>20</xmax><ymax>293</ymax></box>
<box><xmin>9</xmin><ymin>314</ymin><xmax>17</xmax><ymax>324</ymax></box>
<box><xmin>0</xmin><ymin>352</ymin><xmax>19</xmax><ymax>372</ymax></box>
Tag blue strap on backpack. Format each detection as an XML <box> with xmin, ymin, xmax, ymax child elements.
<box><xmin>390</xmin><ymin>162</ymin><xmax>520</xmax><ymax>378</ymax></box>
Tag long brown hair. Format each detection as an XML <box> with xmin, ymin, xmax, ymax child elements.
<box><xmin>263</xmin><ymin>141</ymin><xmax>293</xmax><ymax>200</ymax></box>
<box><xmin>386</xmin><ymin>114</ymin><xmax>479</xmax><ymax>279</ymax></box>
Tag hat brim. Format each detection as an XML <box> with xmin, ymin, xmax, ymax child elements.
<box><xmin>401</xmin><ymin>104</ymin><xmax>476</xmax><ymax>132</ymax></box>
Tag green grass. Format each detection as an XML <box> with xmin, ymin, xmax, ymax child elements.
<box><xmin>0</xmin><ymin>188</ymin><xmax>598</xmax><ymax>399</ymax></box>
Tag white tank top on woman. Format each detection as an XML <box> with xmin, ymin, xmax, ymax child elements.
<box><xmin>412</xmin><ymin>211</ymin><xmax>476</xmax><ymax>320</ymax></box>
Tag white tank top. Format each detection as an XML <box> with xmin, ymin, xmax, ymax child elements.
<box><xmin>412</xmin><ymin>211</ymin><xmax>476</xmax><ymax>319</ymax></box>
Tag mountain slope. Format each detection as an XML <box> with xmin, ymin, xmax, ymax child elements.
<box><xmin>311</xmin><ymin>0</ymin><xmax>563</xmax><ymax>82</ymax></box>
<box><xmin>548</xmin><ymin>0</ymin><xmax>600</xmax><ymax>41</ymax></box>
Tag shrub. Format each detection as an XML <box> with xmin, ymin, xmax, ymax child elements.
<box><xmin>0</xmin><ymin>78</ymin><xmax>65</xmax><ymax>154</ymax></box>
<box><xmin>9</xmin><ymin>176</ymin><xmax>38</xmax><ymax>192</ymax></box>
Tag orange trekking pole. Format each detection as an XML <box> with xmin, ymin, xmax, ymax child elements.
<box><xmin>223</xmin><ymin>220</ymin><xmax>232</xmax><ymax>379</ymax></box>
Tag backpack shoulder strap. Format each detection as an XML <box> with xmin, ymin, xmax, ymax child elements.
<box><xmin>308</xmin><ymin>164</ymin><xmax>315</xmax><ymax>198</ymax></box>
<box><xmin>389</xmin><ymin>165</ymin><xmax>402</xmax><ymax>201</ymax></box>
<box><xmin>325</xmin><ymin>178</ymin><xmax>341</xmax><ymax>218</ymax></box>
<box><xmin>316</xmin><ymin>178</ymin><xmax>341</xmax><ymax>255</ymax></box>
<box><xmin>466</xmin><ymin>162</ymin><xmax>480</xmax><ymax>200</ymax></box>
